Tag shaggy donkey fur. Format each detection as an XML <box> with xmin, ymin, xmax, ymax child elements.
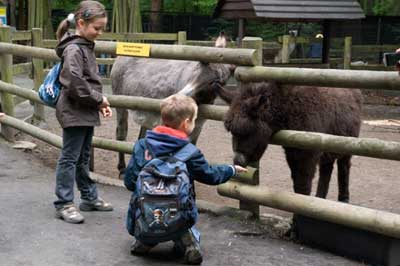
<box><xmin>217</xmin><ymin>82</ymin><xmax>362</xmax><ymax>202</ymax></box>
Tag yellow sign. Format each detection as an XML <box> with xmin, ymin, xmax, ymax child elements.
<box><xmin>116</xmin><ymin>42</ymin><xmax>150</xmax><ymax>57</ymax></box>
<box><xmin>0</xmin><ymin>6</ymin><xmax>6</xmax><ymax>25</ymax></box>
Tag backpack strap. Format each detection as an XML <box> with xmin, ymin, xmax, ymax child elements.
<box><xmin>59</xmin><ymin>44</ymin><xmax>86</xmax><ymax>73</ymax></box>
<box><xmin>172</xmin><ymin>143</ymin><xmax>198</xmax><ymax>162</ymax></box>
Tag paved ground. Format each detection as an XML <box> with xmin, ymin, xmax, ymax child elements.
<box><xmin>0</xmin><ymin>139</ymin><xmax>366</xmax><ymax>266</ymax></box>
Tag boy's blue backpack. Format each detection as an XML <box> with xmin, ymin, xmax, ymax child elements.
<box><xmin>131</xmin><ymin>143</ymin><xmax>198</xmax><ymax>243</ymax></box>
<box><xmin>38</xmin><ymin>62</ymin><xmax>62</xmax><ymax>107</ymax></box>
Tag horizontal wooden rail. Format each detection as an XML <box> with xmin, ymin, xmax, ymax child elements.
<box><xmin>271</xmin><ymin>130</ymin><xmax>400</xmax><ymax>161</ymax></box>
<box><xmin>217</xmin><ymin>180</ymin><xmax>400</xmax><ymax>238</ymax></box>
<box><xmin>0</xmin><ymin>42</ymin><xmax>58</xmax><ymax>61</ymax></box>
<box><xmin>0</xmin><ymin>114</ymin><xmax>133</xmax><ymax>153</ymax></box>
<box><xmin>352</xmin><ymin>45</ymin><xmax>399</xmax><ymax>53</ymax></box>
<box><xmin>0</xmin><ymin>42</ymin><xmax>258</xmax><ymax>66</ymax></box>
<box><xmin>235</xmin><ymin>66</ymin><xmax>400</xmax><ymax>90</ymax></box>
<box><xmin>1</xmin><ymin>80</ymin><xmax>400</xmax><ymax>161</ymax></box>
<box><xmin>100</xmin><ymin>32</ymin><xmax>178</xmax><ymax>41</ymax></box>
<box><xmin>96</xmin><ymin>58</ymin><xmax>115</xmax><ymax>65</ymax></box>
<box><xmin>0</xmin><ymin>114</ymin><xmax>255</xmax><ymax>186</ymax></box>
<box><xmin>42</xmin><ymin>32</ymin><xmax>179</xmax><ymax>48</ymax></box>
<box><xmin>11</xmin><ymin>30</ymin><xmax>31</xmax><ymax>41</ymax></box>
<box><xmin>42</xmin><ymin>39</ymin><xmax>57</xmax><ymax>48</ymax></box>
<box><xmin>12</xmin><ymin>62</ymin><xmax>32</xmax><ymax>75</ymax></box>
<box><xmin>94</xmin><ymin>41</ymin><xmax>257</xmax><ymax>65</ymax></box>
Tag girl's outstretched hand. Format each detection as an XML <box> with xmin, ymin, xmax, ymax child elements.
<box><xmin>100</xmin><ymin>106</ymin><xmax>112</xmax><ymax>118</ymax></box>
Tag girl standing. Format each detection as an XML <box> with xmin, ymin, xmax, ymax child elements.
<box><xmin>54</xmin><ymin>1</ymin><xmax>113</xmax><ymax>224</ymax></box>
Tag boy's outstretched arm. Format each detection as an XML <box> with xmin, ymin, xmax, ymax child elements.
<box><xmin>186</xmin><ymin>149</ymin><xmax>246</xmax><ymax>185</ymax></box>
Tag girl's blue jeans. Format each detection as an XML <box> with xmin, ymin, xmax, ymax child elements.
<box><xmin>54</xmin><ymin>126</ymin><xmax>98</xmax><ymax>209</ymax></box>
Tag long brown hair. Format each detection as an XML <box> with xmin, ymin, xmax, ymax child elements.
<box><xmin>56</xmin><ymin>1</ymin><xmax>107</xmax><ymax>41</ymax></box>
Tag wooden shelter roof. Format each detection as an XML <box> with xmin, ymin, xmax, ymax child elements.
<box><xmin>213</xmin><ymin>0</ymin><xmax>366</xmax><ymax>21</ymax></box>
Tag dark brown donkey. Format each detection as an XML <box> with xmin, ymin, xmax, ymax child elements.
<box><xmin>216</xmin><ymin>82</ymin><xmax>362</xmax><ymax>202</ymax></box>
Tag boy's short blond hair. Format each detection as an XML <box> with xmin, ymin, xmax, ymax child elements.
<box><xmin>160</xmin><ymin>94</ymin><xmax>198</xmax><ymax>129</ymax></box>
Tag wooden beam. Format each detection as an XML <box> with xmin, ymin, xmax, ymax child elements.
<box><xmin>235</xmin><ymin>66</ymin><xmax>400</xmax><ymax>90</ymax></box>
<box><xmin>217</xmin><ymin>180</ymin><xmax>400</xmax><ymax>239</ymax></box>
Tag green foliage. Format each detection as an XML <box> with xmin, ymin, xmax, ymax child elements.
<box><xmin>246</xmin><ymin>22</ymin><xmax>285</xmax><ymax>41</ymax></box>
<box><xmin>358</xmin><ymin>0</ymin><xmax>400</xmax><ymax>16</ymax></box>
<box><xmin>372</xmin><ymin>0</ymin><xmax>394</xmax><ymax>16</ymax></box>
<box><xmin>52</xmin><ymin>0</ymin><xmax>112</xmax><ymax>11</ymax></box>
<box><xmin>140</xmin><ymin>0</ymin><xmax>217</xmax><ymax>15</ymax></box>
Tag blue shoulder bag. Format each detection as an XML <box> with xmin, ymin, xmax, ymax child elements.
<box><xmin>38</xmin><ymin>62</ymin><xmax>63</xmax><ymax>107</ymax></box>
<box><xmin>38</xmin><ymin>44</ymin><xmax>84</xmax><ymax>107</ymax></box>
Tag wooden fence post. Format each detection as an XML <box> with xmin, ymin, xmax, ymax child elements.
<box><xmin>178</xmin><ymin>31</ymin><xmax>187</xmax><ymax>45</ymax></box>
<box><xmin>0</xmin><ymin>26</ymin><xmax>15</xmax><ymax>141</ymax></box>
<box><xmin>31</xmin><ymin>28</ymin><xmax>45</xmax><ymax>124</ymax></box>
<box><xmin>281</xmin><ymin>35</ymin><xmax>291</xmax><ymax>64</ymax></box>
<box><xmin>344</xmin><ymin>36</ymin><xmax>352</xmax><ymax>70</ymax></box>
<box><xmin>239</xmin><ymin>36</ymin><xmax>262</xmax><ymax>218</ymax></box>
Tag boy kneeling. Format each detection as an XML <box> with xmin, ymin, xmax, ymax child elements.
<box><xmin>124</xmin><ymin>94</ymin><xmax>246</xmax><ymax>264</ymax></box>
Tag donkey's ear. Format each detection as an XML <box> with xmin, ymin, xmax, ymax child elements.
<box><xmin>247</xmin><ymin>95</ymin><xmax>268</xmax><ymax>118</ymax></box>
<box><xmin>214</xmin><ymin>84</ymin><xmax>239</xmax><ymax>104</ymax></box>
<box><xmin>224</xmin><ymin>113</ymin><xmax>255</xmax><ymax>136</ymax></box>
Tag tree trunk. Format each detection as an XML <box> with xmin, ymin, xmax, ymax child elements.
<box><xmin>17</xmin><ymin>0</ymin><xmax>27</xmax><ymax>30</ymax></box>
<box><xmin>150</xmin><ymin>0</ymin><xmax>163</xmax><ymax>32</ymax></box>
<box><xmin>8</xmin><ymin>0</ymin><xmax>16</xmax><ymax>27</ymax></box>
<box><xmin>43</xmin><ymin>0</ymin><xmax>53</xmax><ymax>38</ymax></box>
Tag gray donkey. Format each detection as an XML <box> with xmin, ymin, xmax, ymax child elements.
<box><xmin>111</xmin><ymin>41</ymin><xmax>232</xmax><ymax>173</ymax></box>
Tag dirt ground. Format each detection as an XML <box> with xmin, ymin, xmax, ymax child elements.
<box><xmin>12</xmin><ymin>76</ymin><xmax>400</xmax><ymax>219</ymax></box>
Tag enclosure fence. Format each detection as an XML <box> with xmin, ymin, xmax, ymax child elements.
<box><xmin>2</xmin><ymin>26</ymin><xmax>400</xmax><ymax>239</ymax></box>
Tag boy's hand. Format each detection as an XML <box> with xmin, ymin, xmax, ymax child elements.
<box><xmin>100</xmin><ymin>106</ymin><xmax>112</xmax><ymax>118</ymax></box>
<box><xmin>0</xmin><ymin>112</ymin><xmax>4</xmax><ymax>118</ymax></box>
<box><xmin>234</xmin><ymin>165</ymin><xmax>248</xmax><ymax>173</ymax></box>
<box><xmin>396</xmin><ymin>48</ymin><xmax>400</xmax><ymax>54</ymax></box>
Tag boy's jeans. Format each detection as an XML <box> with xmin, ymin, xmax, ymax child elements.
<box><xmin>54</xmin><ymin>126</ymin><xmax>98</xmax><ymax>209</ymax></box>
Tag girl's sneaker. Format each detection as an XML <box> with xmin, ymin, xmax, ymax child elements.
<box><xmin>79</xmin><ymin>198</ymin><xmax>113</xmax><ymax>212</ymax></box>
<box><xmin>55</xmin><ymin>204</ymin><xmax>84</xmax><ymax>224</ymax></box>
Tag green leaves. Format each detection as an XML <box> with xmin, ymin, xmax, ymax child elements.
<box><xmin>358</xmin><ymin>0</ymin><xmax>400</xmax><ymax>16</ymax></box>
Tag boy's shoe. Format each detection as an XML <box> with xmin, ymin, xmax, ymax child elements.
<box><xmin>55</xmin><ymin>204</ymin><xmax>84</xmax><ymax>224</ymax></box>
<box><xmin>130</xmin><ymin>240</ymin><xmax>155</xmax><ymax>255</ymax></box>
<box><xmin>180</xmin><ymin>231</ymin><xmax>203</xmax><ymax>265</ymax></box>
<box><xmin>172</xmin><ymin>240</ymin><xmax>186</xmax><ymax>257</ymax></box>
<box><xmin>79</xmin><ymin>197</ymin><xmax>113</xmax><ymax>212</ymax></box>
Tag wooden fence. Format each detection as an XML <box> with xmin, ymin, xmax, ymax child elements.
<box><xmin>279</xmin><ymin>35</ymin><xmax>400</xmax><ymax>71</ymax></box>
<box><xmin>2</xmin><ymin>27</ymin><xmax>400</xmax><ymax>238</ymax></box>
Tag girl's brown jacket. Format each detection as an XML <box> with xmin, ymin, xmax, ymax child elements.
<box><xmin>55</xmin><ymin>33</ymin><xmax>103</xmax><ymax>128</ymax></box>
